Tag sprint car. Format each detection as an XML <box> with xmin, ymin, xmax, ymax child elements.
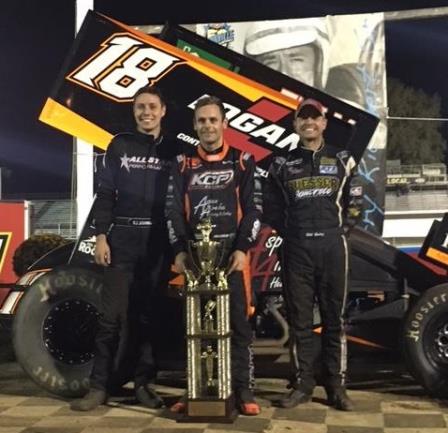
<box><xmin>1</xmin><ymin>220</ymin><xmax>448</xmax><ymax>399</ymax></box>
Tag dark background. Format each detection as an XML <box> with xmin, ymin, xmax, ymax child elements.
<box><xmin>1</xmin><ymin>0</ymin><xmax>448</xmax><ymax>198</ymax></box>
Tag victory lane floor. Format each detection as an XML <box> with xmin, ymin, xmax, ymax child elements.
<box><xmin>1</xmin><ymin>360</ymin><xmax>448</xmax><ymax>433</ymax></box>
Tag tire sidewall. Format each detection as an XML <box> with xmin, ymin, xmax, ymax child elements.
<box><xmin>403</xmin><ymin>283</ymin><xmax>448</xmax><ymax>396</ymax></box>
<box><xmin>12</xmin><ymin>266</ymin><xmax>103</xmax><ymax>398</ymax></box>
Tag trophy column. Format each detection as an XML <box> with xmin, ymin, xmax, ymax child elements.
<box><xmin>179</xmin><ymin>220</ymin><xmax>237</xmax><ymax>423</ymax></box>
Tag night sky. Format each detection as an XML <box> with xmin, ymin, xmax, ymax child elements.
<box><xmin>1</xmin><ymin>0</ymin><xmax>448</xmax><ymax>198</ymax></box>
<box><xmin>0</xmin><ymin>2</ymin><xmax>75</xmax><ymax>198</ymax></box>
<box><xmin>385</xmin><ymin>15</ymin><xmax>448</xmax><ymax>115</ymax></box>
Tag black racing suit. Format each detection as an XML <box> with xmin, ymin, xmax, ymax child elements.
<box><xmin>263</xmin><ymin>143</ymin><xmax>362</xmax><ymax>393</ymax></box>
<box><xmin>90</xmin><ymin>130</ymin><xmax>181</xmax><ymax>391</ymax></box>
<box><xmin>165</xmin><ymin>142</ymin><xmax>261</xmax><ymax>392</ymax></box>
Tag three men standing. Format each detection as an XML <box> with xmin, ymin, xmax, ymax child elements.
<box><xmin>73</xmin><ymin>88</ymin><xmax>360</xmax><ymax>415</ymax></box>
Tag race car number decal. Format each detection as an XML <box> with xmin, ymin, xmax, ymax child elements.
<box><xmin>67</xmin><ymin>33</ymin><xmax>182</xmax><ymax>102</ymax></box>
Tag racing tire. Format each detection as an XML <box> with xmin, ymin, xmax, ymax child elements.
<box><xmin>12</xmin><ymin>266</ymin><xmax>103</xmax><ymax>398</ymax></box>
<box><xmin>403</xmin><ymin>283</ymin><xmax>448</xmax><ymax>397</ymax></box>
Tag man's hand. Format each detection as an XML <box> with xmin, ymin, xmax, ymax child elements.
<box><xmin>227</xmin><ymin>250</ymin><xmax>247</xmax><ymax>274</ymax></box>
<box><xmin>95</xmin><ymin>234</ymin><xmax>111</xmax><ymax>266</ymax></box>
<box><xmin>174</xmin><ymin>251</ymin><xmax>188</xmax><ymax>274</ymax></box>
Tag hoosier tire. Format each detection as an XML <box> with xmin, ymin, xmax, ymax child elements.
<box><xmin>403</xmin><ymin>283</ymin><xmax>448</xmax><ymax>397</ymax></box>
<box><xmin>12</xmin><ymin>267</ymin><xmax>103</xmax><ymax>398</ymax></box>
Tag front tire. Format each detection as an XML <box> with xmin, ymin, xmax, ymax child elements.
<box><xmin>403</xmin><ymin>283</ymin><xmax>448</xmax><ymax>397</ymax></box>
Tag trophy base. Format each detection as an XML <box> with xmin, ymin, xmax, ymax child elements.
<box><xmin>177</xmin><ymin>396</ymin><xmax>238</xmax><ymax>423</ymax></box>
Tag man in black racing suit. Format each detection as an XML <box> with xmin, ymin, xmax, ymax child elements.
<box><xmin>263</xmin><ymin>99</ymin><xmax>363</xmax><ymax>411</ymax></box>
<box><xmin>166</xmin><ymin>95</ymin><xmax>262</xmax><ymax>416</ymax></box>
<box><xmin>71</xmin><ymin>85</ymin><xmax>181</xmax><ymax>411</ymax></box>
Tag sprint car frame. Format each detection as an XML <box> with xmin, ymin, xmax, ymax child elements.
<box><xmin>1</xmin><ymin>221</ymin><xmax>448</xmax><ymax>399</ymax></box>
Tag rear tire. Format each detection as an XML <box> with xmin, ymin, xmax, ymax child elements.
<box><xmin>403</xmin><ymin>283</ymin><xmax>448</xmax><ymax>397</ymax></box>
<box><xmin>13</xmin><ymin>267</ymin><xmax>103</xmax><ymax>397</ymax></box>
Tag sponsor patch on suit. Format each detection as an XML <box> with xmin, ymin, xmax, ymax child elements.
<box><xmin>319</xmin><ymin>165</ymin><xmax>337</xmax><ymax>174</ymax></box>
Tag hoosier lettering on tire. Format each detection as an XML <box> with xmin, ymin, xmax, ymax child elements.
<box><xmin>12</xmin><ymin>266</ymin><xmax>103</xmax><ymax>398</ymax></box>
<box><xmin>403</xmin><ymin>283</ymin><xmax>448</xmax><ymax>397</ymax></box>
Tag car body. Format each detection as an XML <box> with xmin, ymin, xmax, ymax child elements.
<box><xmin>1</xmin><ymin>224</ymin><xmax>447</xmax><ymax>398</ymax></box>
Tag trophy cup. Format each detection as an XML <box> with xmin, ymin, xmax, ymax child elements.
<box><xmin>179</xmin><ymin>218</ymin><xmax>237</xmax><ymax>423</ymax></box>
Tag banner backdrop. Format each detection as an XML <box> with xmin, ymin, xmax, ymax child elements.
<box><xmin>192</xmin><ymin>14</ymin><xmax>387</xmax><ymax>235</ymax></box>
<box><xmin>39</xmin><ymin>11</ymin><xmax>378</xmax><ymax>293</ymax></box>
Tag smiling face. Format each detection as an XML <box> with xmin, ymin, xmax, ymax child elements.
<box><xmin>193</xmin><ymin>103</ymin><xmax>228</xmax><ymax>152</ymax></box>
<box><xmin>133</xmin><ymin>92</ymin><xmax>166</xmax><ymax>136</ymax></box>
<box><xmin>294</xmin><ymin>106</ymin><xmax>327</xmax><ymax>148</ymax></box>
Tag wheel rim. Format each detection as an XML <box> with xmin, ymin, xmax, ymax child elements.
<box><xmin>423</xmin><ymin>313</ymin><xmax>448</xmax><ymax>367</ymax></box>
<box><xmin>43</xmin><ymin>299</ymin><xmax>99</xmax><ymax>365</ymax></box>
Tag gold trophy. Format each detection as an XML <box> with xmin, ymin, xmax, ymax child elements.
<box><xmin>179</xmin><ymin>218</ymin><xmax>237</xmax><ymax>423</ymax></box>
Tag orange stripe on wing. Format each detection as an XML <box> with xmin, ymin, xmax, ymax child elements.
<box><xmin>39</xmin><ymin>98</ymin><xmax>112</xmax><ymax>149</ymax></box>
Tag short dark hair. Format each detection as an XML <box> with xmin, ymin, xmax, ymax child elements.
<box><xmin>133</xmin><ymin>85</ymin><xmax>165</xmax><ymax>106</ymax></box>
<box><xmin>194</xmin><ymin>95</ymin><xmax>226</xmax><ymax>120</ymax></box>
